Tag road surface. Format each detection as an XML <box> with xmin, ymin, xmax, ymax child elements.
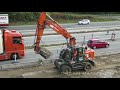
<box><xmin>5</xmin><ymin>21</ymin><xmax>120</xmax><ymax>30</ymax></box>
<box><xmin>24</xmin><ymin>30</ymin><xmax>120</xmax><ymax>46</ymax></box>
<box><xmin>2</xmin><ymin>21</ymin><xmax>120</xmax><ymax>35</ymax></box>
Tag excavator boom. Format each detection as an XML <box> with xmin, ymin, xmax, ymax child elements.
<box><xmin>46</xmin><ymin>13</ymin><xmax>72</xmax><ymax>39</ymax></box>
<box><xmin>34</xmin><ymin>12</ymin><xmax>76</xmax><ymax>54</ymax></box>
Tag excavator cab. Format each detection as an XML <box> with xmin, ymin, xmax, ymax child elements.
<box><xmin>68</xmin><ymin>37</ymin><xmax>76</xmax><ymax>47</ymax></box>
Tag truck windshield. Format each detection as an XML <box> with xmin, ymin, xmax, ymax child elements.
<box><xmin>13</xmin><ymin>37</ymin><xmax>22</xmax><ymax>44</ymax></box>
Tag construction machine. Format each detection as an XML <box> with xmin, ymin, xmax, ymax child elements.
<box><xmin>34</xmin><ymin>12</ymin><xmax>95</xmax><ymax>72</ymax></box>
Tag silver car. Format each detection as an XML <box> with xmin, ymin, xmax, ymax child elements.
<box><xmin>78</xmin><ymin>19</ymin><xmax>90</xmax><ymax>25</ymax></box>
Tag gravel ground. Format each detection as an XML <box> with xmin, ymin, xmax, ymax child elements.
<box><xmin>1</xmin><ymin>53</ymin><xmax>120</xmax><ymax>78</ymax></box>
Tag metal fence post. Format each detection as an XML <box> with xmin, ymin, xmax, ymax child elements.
<box><xmin>92</xmin><ymin>34</ymin><xmax>93</xmax><ymax>39</ymax></box>
<box><xmin>14</xmin><ymin>53</ymin><xmax>17</xmax><ymax>62</ymax></box>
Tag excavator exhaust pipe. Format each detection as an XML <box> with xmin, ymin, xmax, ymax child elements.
<box><xmin>39</xmin><ymin>47</ymin><xmax>53</xmax><ymax>59</ymax></box>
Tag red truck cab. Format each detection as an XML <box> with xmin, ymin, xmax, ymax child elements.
<box><xmin>0</xmin><ymin>29</ymin><xmax>25</xmax><ymax>60</ymax></box>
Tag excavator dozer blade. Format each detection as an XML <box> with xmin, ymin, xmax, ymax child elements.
<box><xmin>39</xmin><ymin>47</ymin><xmax>53</xmax><ymax>59</ymax></box>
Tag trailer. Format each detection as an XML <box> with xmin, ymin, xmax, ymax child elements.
<box><xmin>0</xmin><ymin>14</ymin><xmax>9</xmax><ymax>27</ymax></box>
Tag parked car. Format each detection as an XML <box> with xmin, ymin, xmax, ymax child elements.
<box><xmin>87</xmin><ymin>39</ymin><xmax>109</xmax><ymax>49</ymax></box>
<box><xmin>78</xmin><ymin>19</ymin><xmax>90</xmax><ymax>25</ymax></box>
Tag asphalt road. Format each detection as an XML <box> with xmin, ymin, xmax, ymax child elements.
<box><xmin>3</xmin><ymin>21</ymin><xmax>120</xmax><ymax>35</ymax></box>
<box><xmin>24</xmin><ymin>31</ymin><xmax>120</xmax><ymax>46</ymax></box>
<box><xmin>5</xmin><ymin>21</ymin><xmax>120</xmax><ymax>29</ymax></box>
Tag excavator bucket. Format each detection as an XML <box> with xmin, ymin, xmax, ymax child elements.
<box><xmin>39</xmin><ymin>47</ymin><xmax>53</xmax><ymax>59</ymax></box>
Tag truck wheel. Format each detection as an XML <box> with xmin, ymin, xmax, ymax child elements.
<box><xmin>93</xmin><ymin>46</ymin><xmax>96</xmax><ymax>49</ymax></box>
<box><xmin>83</xmin><ymin>62</ymin><xmax>92</xmax><ymax>71</ymax></box>
<box><xmin>10</xmin><ymin>53</ymin><xmax>19</xmax><ymax>60</ymax></box>
<box><xmin>106</xmin><ymin>44</ymin><xmax>109</xmax><ymax>48</ymax></box>
<box><xmin>60</xmin><ymin>65</ymin><xmax>72</xmax><ymax>73</ymax></box>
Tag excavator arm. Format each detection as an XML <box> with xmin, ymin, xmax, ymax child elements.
<box><xmin>34</xmin><ymin>12</ymin><xmax>46</xmax><ymax>53</ymax></box>
<box><xmin>34</xmin><ymin>12</ymin><xmax>76</xmax><ymax>56</ymax></box>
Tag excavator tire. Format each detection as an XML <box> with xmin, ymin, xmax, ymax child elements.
<box><xmin>83</xmin><ymin>62</ymin><xmax>92</xmax><ymax>71</ymax></box>
<box><xmin>54</xmin><ymin>59</ymin><xmax>63</xmax><ymax>68</ymax></box>
<box><xmin>60</xmin><ymin>65</ymin><xmax>72</xmax><ymax>73</ymax></box>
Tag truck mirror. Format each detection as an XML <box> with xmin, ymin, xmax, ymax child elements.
<box><xmin>19</xmin><ymin>41</ymin><xmax>22</xmax><ymax>44</ymax></box>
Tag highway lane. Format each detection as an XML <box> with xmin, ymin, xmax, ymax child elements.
<box><xmin>6</xmin><ymin>21</ymin><xmax>120</xmax><ymax>30</ymax></box>
<box><xmin>24</xmin><ymin>31</ymin><xmax>120</xmax><ymax>46</ymax></box>
<box><xmin>3</xmin><ymin>21</ymin><xmax>120</xmax><ymax>35</ymax></box>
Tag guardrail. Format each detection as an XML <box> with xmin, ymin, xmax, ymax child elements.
<box><xmin>22</xmin><ymin>28</ymin><xmax>120</xmax><ymax>37</ymax></box>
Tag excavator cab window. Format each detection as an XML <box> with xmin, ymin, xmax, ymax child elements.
<box><xmin>77</xmin><ymin>47</ymin><xmax>85</xmax><ymax>60</ymax></box>
<box><xmin>61</xmin><ymin>48</ymin><xmax>71</xmax><ymax>62</ymax></box>
<box><xmin>79</xmin><ymin>47</ymin><xmax>84</xmax><ymax>54</ymax></box>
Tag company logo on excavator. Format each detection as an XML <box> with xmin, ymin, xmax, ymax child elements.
<box><xmin>50</xmin><ymin>25</ymin><xmax>59</xmax><ymax>32</ymax></box>
<box><xmin>50</xmin><ymin>25</ymin><xmax>54</xmax><ymax>28</ymax></box>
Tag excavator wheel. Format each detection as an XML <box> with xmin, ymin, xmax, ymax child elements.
<box><xmin>54</xmin><ymin>59</ymin><xmax>63</xmax><ymax>68</ymax></box>
<box><xmin>83</xmin><ymin>62</ymin><xmax>92</xmax><ymax>71</ymax></box>
<box><xmin>60</xmin><ymin>65</ymin><xmax>72</xmax><ymax>73</ymax></box>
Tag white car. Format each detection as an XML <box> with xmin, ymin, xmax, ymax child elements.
<box><xmin>78</xmin><ymin>19</ymin><xmax>90</xmax><ymax>25</ymax></box>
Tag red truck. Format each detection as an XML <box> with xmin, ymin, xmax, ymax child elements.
<box><xmin>0</xmin><ymin>29</ymin><xmax>25</xmax><ymax>60</ymax></box>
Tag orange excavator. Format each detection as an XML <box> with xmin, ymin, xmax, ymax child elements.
<box><xmin>34</xmin><ymin>12</ymin><xmax>95</xmax><ymax>72</ymax></box>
